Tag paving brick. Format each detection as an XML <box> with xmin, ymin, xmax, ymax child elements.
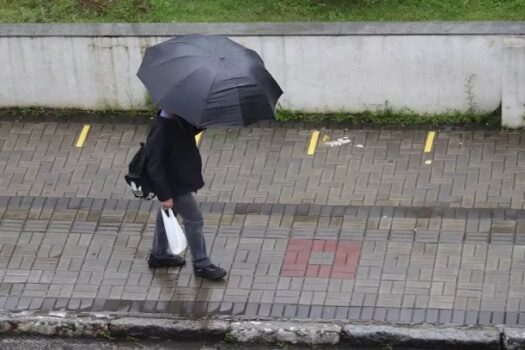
<box><xmin>413</xmin><ymin>309</ymin><xmax>426</xmax><ymax>323</ymax></box>
<box><xmin>2</xmin><ymin>125</ymin><xmax>525</xmax><ymax>325</ymax></box>
<box><xmin>296</xmin><ymin>305</ymin><xmax>310</xmax><ymax>318</ymax></box>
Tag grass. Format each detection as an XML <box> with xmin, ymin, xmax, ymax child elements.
<box><xmin>0</xmin><ymin>106</ymin><xmax>502</xmax><ymax>129</ymax></box>
<box><xmin>275</xmin><ymin>108</ymin><xmax>501</xmax><ymax>128</ymax></box>
<box><xmin>1</xmin><ymin>0</ymin><xmax>524</xmax><ymax>23</ymax></box>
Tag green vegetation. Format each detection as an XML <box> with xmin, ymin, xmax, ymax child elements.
<box><xmin>1</xmin><ymin>0</ymin><xmax>524</xmax><ymax>23</ymax></box>
<box><xmin>275</xmin><ymin>108</ymin><xmax>501</xmax><ymax>128</ymax></box>
<box><xmin>224</xmin><ymin>331</ymin><xmax>236</xmax><ymax>344</ymax></box>
<box><xmin>0</xmin><ymin>107</ymin><xmax>501</xmax><ymax>129</ymax></box>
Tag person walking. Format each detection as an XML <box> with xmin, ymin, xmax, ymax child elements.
<box><xmin>144</xmin><ymin>109</ymin><xmax>227</xmax><ymax>281</ymax></box>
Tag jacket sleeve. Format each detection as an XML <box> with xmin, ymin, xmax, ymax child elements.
<box><xmin>144</xmin><ymin>124</ymin><xmax>172</xmax><ymax>201</ymax></box>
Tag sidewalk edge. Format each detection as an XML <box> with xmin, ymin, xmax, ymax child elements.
<box><xmin>1</xmin><ymin>311</ymin><xmax>521</xmax><ymax>348</ymax></box>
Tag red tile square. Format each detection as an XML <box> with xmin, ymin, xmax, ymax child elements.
<box><xmin>345</xmin><ymin>255</ymin><xmax>360</xmax><ymax>267</ymax></box>
<box><xmin>334</xmin><ymin>251</ymin><xmax>348</xmax><ymax>265</ymax></box>
<box><xmin>284</xmin><ymin>251</ymin><xmax>298</xmax><ymax>264</ymax></box>
<box><xmin>324</xmin><ymin>240</ymin><xmax>337</xmax><ymax>252</ymax></box>
<box><xmin>318</xmin><ymin>265</ymin><xmax>332</xmax><ymax>278</ymax></box>
<box><xmin>281</xmin><ymin>239</ymin><xmax>361</xmax><ymax>280</ymax></box>
<box><xmin>306</xmin><ymin>264</ymin><xmax>320</xmax><ymax>277</ymax></box>
<box><xmin>287</xmin><ymin>239</ymin><xmax>313</xmax><ymax>251</ymax></box>
<box><xmin>312</xmin><ymin>240</ymin><xmax>325</xmax><ymax>251</ymax></box>
<box><xmin>296</xmin><ymin>251</ymin><xmax>310</xmax><ymax>264</ymax></box>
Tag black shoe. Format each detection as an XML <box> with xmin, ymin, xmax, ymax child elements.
<box><xmin>148</xmin><ymin>254</ymin><xmax>186</xmax><ymax>268</ymax></box>
<box><xmin>194</xmin><ymin>264</ymin><xmax>227</xmax><ymax>280</ymax></box>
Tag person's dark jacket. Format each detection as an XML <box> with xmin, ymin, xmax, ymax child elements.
<box><xmin>144</xmin><ymin>115</ymin><xmax>204</xmax><ymax>201</ymax></box>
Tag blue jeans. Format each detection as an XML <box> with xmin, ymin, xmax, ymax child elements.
<box><xmin>151</xmin><ymin>193</ymin><xmax>211</xmax><ymax>268</ymax></box>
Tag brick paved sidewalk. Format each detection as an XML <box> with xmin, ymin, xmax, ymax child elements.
<box><xmin>1</xmin><ymin>121</ymin><xmax>525</xmax><ymax>325</ymax></box>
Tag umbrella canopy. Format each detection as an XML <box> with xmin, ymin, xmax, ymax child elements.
<box><xmin>137</xmin><ymin>34</ymin><xmax>283</xmax><ymax>127</ymax></box>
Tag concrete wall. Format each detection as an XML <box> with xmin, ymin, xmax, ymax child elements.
<box><xmin>502</xmin><ymin>37</ymin><xmax>525</xmax><ymax>128</ymax></box>
<box><xmin>1</xmin><ymin>23</ymin><xmax>525</xmax><ymax>126</ymax></box>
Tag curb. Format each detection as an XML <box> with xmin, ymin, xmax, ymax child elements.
<box><xmin>343</xmin><ymin>324</ymin><xmax>501</xmax><ymax>350</ymax></box>
<box><xmin>0</xmin><ymin>311</ymin><xmax>522</xmax><ymax>349</ymax></box>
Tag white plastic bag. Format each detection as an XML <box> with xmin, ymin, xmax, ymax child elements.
<box><xmin>161</xmin><ymin>208</ymin><xmax>188</xmax><ymax>255</ymax></box>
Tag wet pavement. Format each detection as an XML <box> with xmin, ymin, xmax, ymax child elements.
<box><xmin>1</xmin><ymin>120</ymin><xmax>525</xmax><ymax>325</ymax></box>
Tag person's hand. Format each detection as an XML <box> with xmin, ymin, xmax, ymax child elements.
<box><xmin>160</xmin><ymin>198</ymin><xmax>174</xmax><ymax>210</ymax></box>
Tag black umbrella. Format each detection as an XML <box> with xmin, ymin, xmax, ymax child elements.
<box><xmin>137</xmin><ymin>34</ymin><xmax>283</xmax><ymax>128</ymax></box>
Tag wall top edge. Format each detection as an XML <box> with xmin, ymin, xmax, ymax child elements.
<box><xmin>2</xmin><ymin>22</ymin><xmax>525</xmax><ymax>37</ymax></box>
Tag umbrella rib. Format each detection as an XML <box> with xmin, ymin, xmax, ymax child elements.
<box><xmin>199</xmin><ymin>58</ymin><xmax>222</xmax><ymax>123</ymax></box>
<box><xmin>155</xmin><ymin>54</ymin><xmax>217</xmax><ymax>67</ymax></box>
<box><xmin>233</xmin><ymin>78</ymin><xmax>243</xmax><ymax>124</ymax></box>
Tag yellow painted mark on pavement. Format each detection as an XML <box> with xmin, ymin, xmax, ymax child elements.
<box><xmin>424</xmin><ymin>131</ymin><xmax>436</xmax><ymax>153</ymax></box>
<box><xmin>195</xmin><ymin>132</ymin><xmax>203</xmax><ymax>146</ymax></box>
<box><xmin>75</xmin><ymin>125</ymin><xmax>91</xmax><ymax>148</ymax></box>
<box><xmin>322</xmin><ymin>134</ymin><xmax>330</xmax><ymax>143</ymax></box>
<box><xmin>307</xmin><ymin>130</ymin><xmax>320</xmax><ymax>155</ymax></box>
